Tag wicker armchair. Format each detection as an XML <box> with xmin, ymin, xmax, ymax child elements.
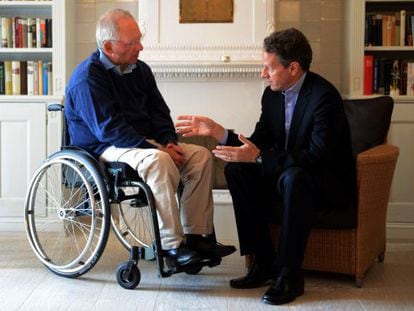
<box><xmin>267</xmin><ymin>143</ymin><xmax>399</xmax><ymax>287</ymax></box>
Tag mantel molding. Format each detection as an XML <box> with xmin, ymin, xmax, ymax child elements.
<box><xmin>137</xmin><ymin>0</ymin><xmax>273</xmax><ymax>81</ymax></box>
<box><xmin>147</xmin><ymin>61</ymin><xmax>263</xmax><ymax>81</ymax></box>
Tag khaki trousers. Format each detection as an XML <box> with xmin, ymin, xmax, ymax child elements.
<box><xmin>100</xmin><ymin>142</ymin><xmax>214</xmax><ymax>250</ymax></box>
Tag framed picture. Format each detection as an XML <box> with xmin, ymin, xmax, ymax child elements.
<box><xmin>179</xmin><ymin>0</ymin><xmax>233</xmax><ymax>23</ymax></box>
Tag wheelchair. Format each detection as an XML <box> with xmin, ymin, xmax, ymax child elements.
<box><xmin>24</xmin><ymin>104</ymin><xmax>221</xmax><ymax>289</ymax></box>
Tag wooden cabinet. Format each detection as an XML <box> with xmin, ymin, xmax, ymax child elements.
<box><xmin>344</xmin><ymin>0</ymin><xmax>414</xmax><ymax>237</ymax></box>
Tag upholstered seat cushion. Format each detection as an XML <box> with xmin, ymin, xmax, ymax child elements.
<box><xmin>343</xmin><ymin>96</ymin><xmax>394</xmax><ymax>156</ymax></box>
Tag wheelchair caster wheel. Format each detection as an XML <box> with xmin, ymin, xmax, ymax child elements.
<box><xmin>116</xmin><ymin>262</ymin><xmax>141</xmax><ymax>289</ymax></box>
<box><xmin>184</xmin><ymin>265</ymin><xmax>202</xmax><ymax>275</ymax></box>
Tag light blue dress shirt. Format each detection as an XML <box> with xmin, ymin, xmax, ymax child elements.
<box><xmin>282</xmin><ymin>72</ymin><xmax>306</xmax><ymax>148</ymax></box>
<box><xmin>99</xmin><ymin>49</ymin><xmax>136</xmax><ymax>75</ymax></box>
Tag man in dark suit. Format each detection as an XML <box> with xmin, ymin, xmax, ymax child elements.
<box><xmin>175</xmin><ymin>28</ymin><xmax>356</xmax><ymax>305</ymax></box>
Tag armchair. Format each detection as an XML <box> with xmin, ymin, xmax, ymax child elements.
<box><xmin>266</xmin><ymin>96</ymin><xmax>399</xmax><ymax>287</ymax></box>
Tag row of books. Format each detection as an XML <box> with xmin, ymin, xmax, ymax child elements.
<box><xmin>365</xmin><ymin>10</ymin><xmax>414</xmax><ymax>46</ymax></box>
<box><xmin>0</xmin><ymin>60</ymin><xmax>52</xmax><ymax>95</ymax></box>
<box><xmin>364</xmin><ymin>55</ymin><xmax>414</xmax><ymax>96</ymax></box>
<box><xmin>1</xmin><ymin>16</ymin><xmax>52</xmax><ymax>48</ymax></box>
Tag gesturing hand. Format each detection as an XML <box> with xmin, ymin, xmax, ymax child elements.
<box><xmin>175</xmin><ymin>115</ymin><xmax>226</xmax><ymax>142</ymax></box>
<box><xmin>213</xmin><ymin>134</ymin><xmax>260</xmax><ymax>163</ymax></box>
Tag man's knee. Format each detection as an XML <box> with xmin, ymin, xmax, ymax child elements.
<box><xmin>146</xmin><ymin>150</ymin><xmax>180</xmax><ymax>179</ymax></box>
<box><xmin>278</xmin><ymin>167</ymin><xmax>313</xmax><ymax>191</ymax></box>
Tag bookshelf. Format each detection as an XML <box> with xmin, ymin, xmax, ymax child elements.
<box><xmin>0</xmin><ymin>0</ymin><xmax>75</xmax><ymax>96</ymax></box>
<box><xmin>344</xmin><ymin>0</ymin><xmax>414</xmax><ymax>99</ymax></box>
<box><xmin>0</xmin><ymin>0</ymin><xmax>75</xmax><ymax>224</ymax></box>
<box><xmin>344</xmin><ymin>0</ymin><xmax>414</xmax><ymax>238</ymax></box>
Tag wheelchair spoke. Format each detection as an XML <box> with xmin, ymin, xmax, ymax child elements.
<box><xmin>25</xmin><ymin>151</ymin><xmax>110</xmax><ymax>277</ymax></box>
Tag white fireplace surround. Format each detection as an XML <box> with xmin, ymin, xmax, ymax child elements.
<box><xmin>138</xmin><ymin>0</ymin><xmax>274</xmax><ymax>80</ymax></box>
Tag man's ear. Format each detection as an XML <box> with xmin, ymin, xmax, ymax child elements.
<box><xmin>102</xmin><ymin>40</ymin><xmax>113</xmax><ymax>54</ymax></box>
<box><xmin>289</xmin><ymin>61</ymin><xmax>301</xmax><ymax>75</ymax></box>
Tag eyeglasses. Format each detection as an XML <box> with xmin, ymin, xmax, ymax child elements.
<box><xmin>110</xmin><ymin>39</ymin><xmax>141</xmax><ymax>48</ymax></box>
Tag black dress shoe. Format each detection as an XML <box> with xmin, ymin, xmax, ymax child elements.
<box><xmin>185</xmin><ymin>234</ymin><xmax>236</xmax><ymax>259</ymax></box>
<box><xmin>164</xmin><ymin>246</ymin><xmax>202</xmax><ymax>268</ymax></box>
<box><xmin>262</xmin><ymin>271</ymin><xmax>304</xmax><ymax>305</ymax></box>
<box><xmin>230</xmin><ymin>263</ymin><xmax>273</xmax><ymax>289</ymax></box>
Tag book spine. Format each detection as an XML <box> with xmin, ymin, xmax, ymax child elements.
<box><xmin>11</xmin><ymin>60</ymin><xmax>21</xmax><ymax>95</ymax></box>
<box><xmin>33</xmin><ymin>61</ymin><xmax>39</xmax><ymax>95</ymax></box>
<box><xmin>36</xmin><ymin>18</ymin><xmax>41</xmax><ymax>48</ymax></box>
<box><xmin>47</xmin><ymin>62</ymin><xmax>52</xmax><ymax>95</ymax></box>
<box><xmin>364</xmin><ymin>55</ymin><xmax>374</xmax><ymax>95</ymax></box>
<box><xmin>27</xmin><ymin>60</ymin><xmax>34</xmax><ymax>95</ymax></box>
<box><xmin>38</xmin><ymin>60</ymin><xmax>43</xmax><ymax>95</ymax></box>
<box><xmin>0</xmin><ymin>61</ymin><xmax>5</xmax><ymax>95</ymax></box>
<box><xmin>401</xmin><ymin>10</ymin><xmax>406</xmax><ymax>46</ymax></box>
<box><xmin>20</xmin><ymin>60</ymin><xmax>27</xmax><ymax>95</ymax></box>
<box><xmin>408</xmin><ymin>63</ymin><xmax>414</xmax><ymax>96</ymax></box>
<box><xmin>43</xmin><ymin>61</ymin><xmax>48</xmax><ymax>95</ymax></box>
<box><xmin>4</xmin><ymin>61</ymin><xmax>12</xmax><ymax>95</ymax></box>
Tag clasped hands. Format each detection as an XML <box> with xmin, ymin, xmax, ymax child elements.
<box><xmin>175</xmin><ymin>115</ymin><xmax>260</xmax><ymax>163</ymax></box>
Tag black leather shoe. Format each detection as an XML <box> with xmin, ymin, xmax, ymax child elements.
<box><xmin>186</xmin><ymin>235</ymin><xmax>236</xmax><ymax>259</ymax></box>
<box><xmin>262</xmin><ymin>271</ymin><xmax>304</xmax><ymax>305</ymax></box>
<box><xmin>164</xmin><ymin>246</ymin><xmax>202</xmax><ymax>268</ymax></box>
<box><xmin>230</xmin><ymin>263</ymin><xmax>273</xmax><ymax>289</ymax></box>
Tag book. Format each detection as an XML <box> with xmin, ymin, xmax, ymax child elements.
<box><xmin>42</xmin><ymin>61</ymin><xmax>48</xmax><ymax>95</ymax></box>
<box><xmin>27</xmin><ymin>60</ymin><xmax>34</xmax><ymax>95</ymax></box>
<box><xmin>33</xmin><ymin>61</ymin><xmax>39</xmax><ymax>95</ymax></box>
<box><xmin>0</xmin><ymin>61</ymin><xmax>4</xmax><ymax>94</ymax></box>
<box><xmin>20</xmin><ymin>60</ymin><xmax>27</xmax><ymax>95</ymax></box>
<box><xmin>401</xmin><ymin>10</ymin><xmax>406</xmax><ymax>46</ymax></box>
<box><xmin>407</xmin><ymin>62</ymin><xmax>414</xmax><ymax>96</ymax></box>
<box><xmin>4</xmin><ymin>60</ymin><xmax>12</xmax><ymax>95</ymax></box>
<box><xmin>11</xmin><ymin>60</ymin><xmax>20</xmax><ymax>95</ymax></box>
<box><xmin>38</xmin><ymin>60</ymin><xmax>43</xmax><ymax>95</ymax></box>
<box><xmin>364</xmin><ymin>55</ymin><xmax>374</xmax><ymax>95</ymax></box>
<box><xmin>27</xmin><ymin>17</ymin><xmax>36</xmax><ymax>48</ymax></box>
<box><xmin>1</xmin><ymin>17</ymin><xmax>11</xmax><ymax>48</ymax></box>
<box><xmin>47</xmin><ymin>62</ymin><xmax>52</xmax><ymax>95</ymax></box>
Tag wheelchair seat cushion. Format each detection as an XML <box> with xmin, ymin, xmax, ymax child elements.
<box><xmin>105</xmin><ymin>161</ymin><xmax>141</xmax><ymax>182</ymax></box>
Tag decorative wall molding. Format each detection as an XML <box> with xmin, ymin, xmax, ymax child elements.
<box><xmin>148</xmin><ymin>61</ymin><xmax>263</xmax><ymax>81</ymax></box>
<box><xmin>137</xmin><ymin>0</ymin><xmax>274</xmax><ymax>75</ymax></box>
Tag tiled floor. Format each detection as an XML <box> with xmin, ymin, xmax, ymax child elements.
<box><xmin>1</xmin><ymin>231</ymin><xmax>413</xmax><ymax>310</ymax></box>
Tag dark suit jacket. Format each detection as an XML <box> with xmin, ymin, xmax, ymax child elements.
<box><xmin>227</xmin><ymin>72</ymin><xmax>356</xmax><ymax>223</ymax></box>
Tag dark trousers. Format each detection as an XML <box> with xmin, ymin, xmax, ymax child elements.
<box><xmin>224</xmin><ymin>163</ymin><xmax>316</xmax><ymax>274</ymax></box>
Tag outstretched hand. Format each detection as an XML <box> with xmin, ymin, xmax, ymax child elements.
<box><xmin>175</xmin><ymin>115</ymin><xmax>226</xmax><ymax>141</ymax></box>
<box><xmin>213</xmin><ymin>134</ymin><xmax>260</xmax><ymax>163</ymax></box>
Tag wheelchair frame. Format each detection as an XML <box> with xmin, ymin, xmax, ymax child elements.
<box><xmin>24</xmin><ymin>104</ymin><xmax>221</xmax><ymax>289</ymax></box>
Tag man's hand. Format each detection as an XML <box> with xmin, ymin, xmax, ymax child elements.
<box><xmin>159</xmin><ymin>142</ymin><xmax>186</xmax><ymax>166</ymax></box>
<box><xmin>213</xmin><ymin>134</ymin><xmax>260</xmax><ymax>163</ymax></box>
<box><xmin>175</xmin><ymin>115</ymin><xmax>226</xmax><ymax>142</ymax></box>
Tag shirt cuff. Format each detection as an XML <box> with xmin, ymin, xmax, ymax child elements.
<box><xmin>219</xmin><ymin>129</ymin><xmax>229</xmax><ymax>145</ymax></box>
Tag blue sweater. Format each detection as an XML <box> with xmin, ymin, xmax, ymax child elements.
<box><xmin>65</xmin><ymin>50</ymin><xmax>177</xmax><ymax>158</ymax></box>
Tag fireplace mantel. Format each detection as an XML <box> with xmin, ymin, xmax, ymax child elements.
<box><xmin>138</xmin><ymin>0</ymin><xmax>274</xmax><ymax>81</ymax></box>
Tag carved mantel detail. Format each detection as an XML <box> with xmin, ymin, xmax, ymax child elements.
<box><xmin>138</xmin><ymin>0</ymin><xmax>273</xmax><ymax>81</ymax></box>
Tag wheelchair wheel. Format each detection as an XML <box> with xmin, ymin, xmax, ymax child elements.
<box><xmin>24</xmin><ymin>150</ymin><xmax>111</xmax><ymax>278</ymax></box>
<box><xmin>110</xmin><ymin>182</ymin><xmax>158</xmax><ymax>259</ymax></box>
<box><xmin>116</xmin><ymin>262</ymin><xmax>141</xmax><ymax>289</ymax></box>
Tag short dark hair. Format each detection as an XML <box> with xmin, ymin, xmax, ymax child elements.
<box><xmin>263</xmin><ymin>28</ymin><xmax>312</xmax><ymax>71</ymax></box>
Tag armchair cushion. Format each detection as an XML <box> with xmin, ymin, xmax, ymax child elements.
<box><xmin>343</xmin><ymin>96</ymin><xmax>393</xmax><ymax>156</ymax></box>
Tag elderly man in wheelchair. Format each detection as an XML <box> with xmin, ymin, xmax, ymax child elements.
<box><xmin>24</xmin><ymin>8</ymin><xmax>235</xmax><ymax>289</ymax></box>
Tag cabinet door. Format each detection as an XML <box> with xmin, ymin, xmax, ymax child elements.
<box><xmin>0</xmin><ymin>103</ymin><xmax>46</xmax><ymax>217</ymax></box>
<box><xmin>388</xmin><ymin>103</ymin><xmax>414</xmax><ymax>224</ymax></box>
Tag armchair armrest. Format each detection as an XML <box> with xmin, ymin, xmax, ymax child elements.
<box><xmin>355</xmin><ymin>144</ymin><xmax>399</xmax><ymax>271</ymax></box>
